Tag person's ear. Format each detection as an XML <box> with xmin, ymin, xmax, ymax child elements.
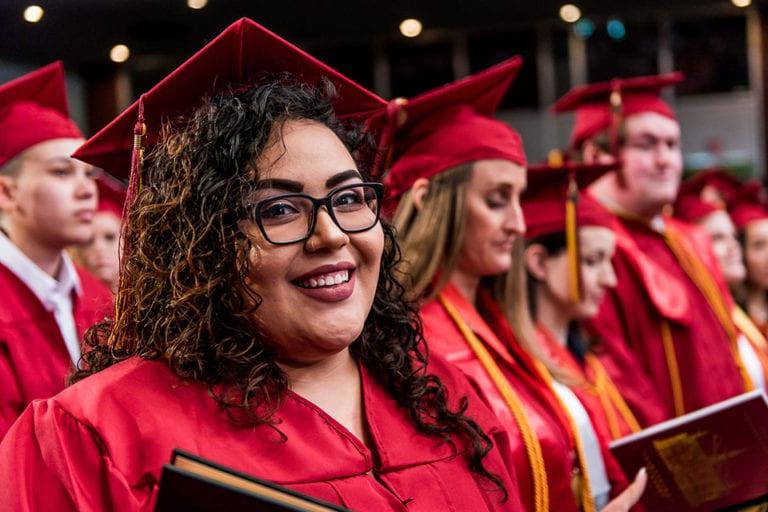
<box><xmin>524</xmin><ymin>243</ymin><xmax>549</xmax><ymax>281</ymax></box>
<box><xmin>582</xmin><ymin>140</ymin><xmax>601</xmax><ymax>165</ymax></box>
<box><xmin>411</xmin><ymin>177</ymin><xmax>430</xmax><ymax>210</ymax></box>
<box><xmin>0</xmin><ymin>175</ymin><xmax>18</xmax><ymax>214</ymax></box>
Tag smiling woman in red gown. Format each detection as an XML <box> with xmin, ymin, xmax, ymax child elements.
<box><xmin>0</xmin><ymin>19</ymin><xmax>522</xmax><ymax>512</ymax></box>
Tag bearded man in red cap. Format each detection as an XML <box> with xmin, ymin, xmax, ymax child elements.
<box><xmin>0</xmin><ymin>62</ymin><xmax>112</xmax><ymax>438</ymax></box>
<box><xmin>553</xmin><ymin>74</ymin><xmax>752</xmax><ymax>424</ymax></box>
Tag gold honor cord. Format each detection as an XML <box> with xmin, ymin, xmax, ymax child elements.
<box><xmin>733</xmin><ymin>306</ymin><xmax>768</xmax><ymax>388</ymax></box>
<box><xmin>663</xmin><ymin>225</ymin><xmax>754</xmax><ymax>392</ymax></box>
<box><xmin>660</xmin><ymin>320</ymin><xmax>686</xmax><ymax>416</ymax></box>
<box><xmin>734</xmin><ymin>307</ymin><xmax>768</xmax><ymax>350</ymax></box>
<box><xmin>584</xmin><ymin>355</ymin><xmax>642</xmax><ymax>439</ymax></box>
<box><xmin>531</xmin><ymin>360</ymin><xmax>596</xmax><ymax>512</ymax></box>
<box><xmin>437</xmin><ymin>295</ymin><xmax>549</xmax><ymax>512</ymax></box>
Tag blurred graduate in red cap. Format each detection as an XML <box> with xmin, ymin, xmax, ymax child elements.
<box><xmin>522</xmin><ymin>154</ymin><xmax>652</xmax><ymax>441</ymax></box>
<box><xmin>729</xmin><ymin>181</ymin><xmax>768</xmax><ymax>343</ymax></box>
<box><xmin>554</xmin><ymin>74</ymin><xmax>753</xmax><ymax>421</ymax></box>
<box><xmin>674</xmin><ymin>169</ymin><xmax>744</xmax><ymax>290</ymax></box>
<box><xmin>386</xmin><ymin>59</ymin><xmax>646</xmax><ymax>512</ymax></box>
<box><xmin>674</xmin><ymin>170</ymin><xmax>768</xmax><ymax>390</ymax></box>
<box><xmin>0</xmin><ymin>62</ymin><xmax>112</xmax><ymax>439</ymax></box>
<box><xmin>70</xmin><ymin>173</ymin><xmax>126</xmax><ymax>294</ymax></box>
<box><xmin>0</xmin><ymin>18</ymin><xmax>524</xmax><ymax>511</ymax></box>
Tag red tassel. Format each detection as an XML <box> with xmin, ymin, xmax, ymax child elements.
<box><xmin>370</xmin><ymin>97</ymin><xmax>408</xmax><ymax>180</ymax></box>
<box><xmin>125</xmin><ymin>95</ymin><xmax>146</xmax><ymax>219</ymax></box>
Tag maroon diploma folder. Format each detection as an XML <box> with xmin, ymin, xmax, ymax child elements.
<box><xmin>610</xmin><ymin>390</ymin><xmax>768</xmax><ymax>511</ymax></box>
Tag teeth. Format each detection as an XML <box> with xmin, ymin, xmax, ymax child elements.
<box><xmin>300</xmin><ymin>270</ymin><xmax>350</xmax><ymax>289</ymax></box>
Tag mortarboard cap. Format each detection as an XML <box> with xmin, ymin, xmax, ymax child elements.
<box><xmin>373</xmin><ymin>57</ymin><xmax>526</xmax><ymax>203</ymax></box>
<box><xmin>523</xmin><ymin>150</ymin><xmax>616</xmax><ymax>302</ymax></box>
<box><xmin>0</xmin><ymin>61</ymin><xmax>83</xmax><ymax>167</ymax></box>
<box><xmin>674</xmin><ymin>169</ymin><xmax>742</xmax><ymax>224</ymax></box>
<box><xmin>72</xmin><ymin>18</ymin><xmax>387</xmax><ymax>180</ymax></box>
<box><xmin>553</xmin><ymin>72</ymin><xmax>684</xmax><ymax>151</ymax></box>
<box><xmin>96</xmin><ymin>173</ymin><xmax>127</xmax><ymax>219</ymax></box>
<box><xmin>730</xmin><ymin>181</ymin><xmax>768</xmax><ymax>230</ymax></box>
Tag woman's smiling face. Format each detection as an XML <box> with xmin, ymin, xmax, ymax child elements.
<box><xmin>241</xmin><ymin>119</ymin><xmax>384</xmax><ymax>364</ymax></box>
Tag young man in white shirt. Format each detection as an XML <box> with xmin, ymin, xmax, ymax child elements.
<box><xmin>0</xmin><ymin>62</ymin><xmax>113</xmax><ymax>438</ymax></box>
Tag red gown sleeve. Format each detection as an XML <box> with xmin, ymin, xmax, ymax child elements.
<box><xmin>0</xmin><ymin>399</ymin><xmax>155</xmax><ymax>512</ymax></box>
<box><xmin>0</xmin><ymin>342</ymin><xmax>22</xmax><ymax>439</ymax></box>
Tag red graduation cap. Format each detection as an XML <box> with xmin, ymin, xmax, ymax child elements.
<box><xmin>523</xmin><ymin>150</ymin><xmax>616</xmax><ymax>302</ymax></box>
<box><xmin>553</xmin><ymin>72</ymin><xmax>684</xmax><ymax>151</ymax></box>
<box><xmin>674</xmin><ymin>168</ymin><xmax>743</xmax><ymax>223</ymax></box>
<box><xmin>0</xmin><ymin>61</ymin><xmax>83</xmax><ymax>167</ymax></box>
<box><xmin>372</xmin><ymin>56</ymin><xmax>526</xmax><ymax>203</ymax></box>
<box><xmin>72</xmin><ymin>18</ymin><xmax>387</xmax><ymax>181</ymax></box>
<box><xmin>96</xmin><ymin>173</ymin><xmax>127</xmax><ymax>219</ymax></box>
<box><xmin>730</xmin><ymin>181</ymin><xmax>768</xmax><ymax>230</ymax></box>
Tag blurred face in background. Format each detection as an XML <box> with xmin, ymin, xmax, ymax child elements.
<box><xmin>586</xmin><ymin>113</ymin><xmax>683</xmax><ymax>219</ymax></box>
<box><xmin>527</xmin><ymin>226</ymin><xmax>617</xmax><ymax>321</ymax></box>
<box><xmin>744</xmin><ymin>219</ymin><xmax>768</xmax><ymax>290</ymax></box>
<box><xmin>617</xmin><ymin>113</ymin><xmax>683</xmax><ymax>216</ymax></box>
<box><xmin>77</xmin><ymin>211</ymin><xmax>122</xmax><ymax>293</ymax></box>
<box><xmin>698</xmin><ymin>210</ymin><xmax>745</xmax><ymax>286</ymax></box>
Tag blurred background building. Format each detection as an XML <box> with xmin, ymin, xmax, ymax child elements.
<box><xmin>2</xmin><ymin>0</ymin><xmax>766</xmax><ymax>176</ymax></box>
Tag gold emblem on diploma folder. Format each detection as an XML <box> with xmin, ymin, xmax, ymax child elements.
<box><xmin>653</xmin><ymin>431</ymin><xmax>741</xmax><ymax>508</ymax></box>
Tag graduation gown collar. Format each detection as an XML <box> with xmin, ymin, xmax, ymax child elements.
<box><xmin>437</xmin><ymin>281</ymin><xmax>518</xmax><ymax>369</ymax></box>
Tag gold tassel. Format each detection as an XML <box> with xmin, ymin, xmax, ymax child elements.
<box><xmin>566</xmin><ymin>175</ymin><xmax>581</xmax><ymax>303</ymax></box>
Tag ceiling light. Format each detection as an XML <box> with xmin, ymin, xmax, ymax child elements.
<box><xmin>606</xmin><ymin>18</ymin><xmax>626</xmax><ymax>40</ymax></box>
<box><xmin>574</xmin><ymin>19</ymin><xmax>595</xmax><ymax>39</ymax></box>
<box><xmin>399</xmin><ymin>18</ymin><xmax>423</xmax><ymax>38</ymax></box>
<box><xmin>187</xmin><ymin>0</ymin><xmax>207</xmax><ymax>9</ymax></box>
<box><xmin>110</xmin><ymin>44</ymin><xmax>130</xmax><ymax>63</ymax></box>
<box><xmin>732</xmin><ymin>0</ymin><xmax>751</xmax><ymax>6</ymax></box>
<box><xmin>559</xmin><ymin>4</ymin><xmax>582</xmax><ymax>23</ymax></box>
<box><xmin>23</xmin><ymin>5</ymin><xmax>44</xmax><ymax>23</ymax></box>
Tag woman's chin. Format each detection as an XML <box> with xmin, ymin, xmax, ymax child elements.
<box><xmin>575</xmin><ymin>302</ymin><xmax>600</xmax><ymax>320</ymax></box>
<box><xmin>303</xmin><ymin>326</ymin><xmax>364</xmax><ymax>353</ymax></box>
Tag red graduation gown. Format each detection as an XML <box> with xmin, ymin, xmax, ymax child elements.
<box><xmin>0</xmin><ymin>355</ymin><xmax>522</xmax><ymax>511</ymax></box>
<box><xmin>420</xmin><ymin>283</ymin><xmax>629</xmax><ymax>512</ymax></box>
<box><xmin>585</xmin><ymin>215</ymin><xmax>747</xmax><ymax>423</ymax></box>
<box><xmin>0</xmin><ymin>262</ymin><xmax>112</xmax><ymax>439</ymax></box>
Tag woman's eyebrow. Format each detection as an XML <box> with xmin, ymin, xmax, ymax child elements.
<box><xmin>326</xmin><ymin>169</ymin><xmax>363</xmax><ymax>188</ymax></box>
<box><xmin>255</xmin><ymin>178</ymin><xmax>303</xmax><ymax>192</ymax></box>
<box><xmin>255</xmin><ymin>170</ymin><xmax>362</xmax><ymax>193</ymax></box>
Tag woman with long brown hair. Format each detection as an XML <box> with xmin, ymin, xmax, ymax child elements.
<box><xmin>0</xmin><ymin>19</ymin><xmax>521</xmax><ymax>511</ymax></box>
<box><xmin>384</xmin><ymin>59</ymin><xmax>646</xmax><ymax>511</ymax></box>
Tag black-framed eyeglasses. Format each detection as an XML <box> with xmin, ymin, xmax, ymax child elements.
<box><xmin>245</xmin><ymin>182</ymin><xmax>384</xmax><ymax>245</ymax></box>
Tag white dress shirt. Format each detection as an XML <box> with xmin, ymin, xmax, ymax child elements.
<box><xmin>0</xmin><ymin>232</ymin><xmax>82</xmax><ymax>365</ymax></box>
<box><xmin>737</xmin><ymin>334</ymin><xmax>766</xmax><ymax>391</ymax></box>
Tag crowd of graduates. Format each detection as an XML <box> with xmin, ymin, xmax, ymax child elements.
<box><xmin>1</xmin><ymin>16</ymin><xmax>767</xmax><ymax>511</ymax></box>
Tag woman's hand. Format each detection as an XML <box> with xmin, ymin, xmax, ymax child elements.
<box><xmin>601</xmin><ymin>468</ymin><xmax>647</xmax><ymax>512</ymax></box>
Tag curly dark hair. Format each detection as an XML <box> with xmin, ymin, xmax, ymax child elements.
<box><xmin>73</xmin><ymin>74</ymin><xmax>507</xmax><ymax>500</ymax></box>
